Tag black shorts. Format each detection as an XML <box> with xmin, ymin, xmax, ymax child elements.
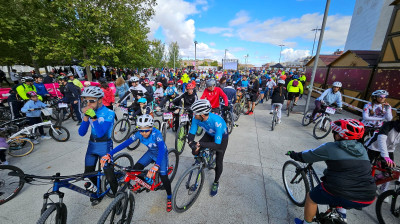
<box><xmin>249</xmin><ymin>93</ymin><xmax>258</xmax><ymax>102</ymax></box>
<box><xmin>287</xmin><ymin>92</ymin><xmax>300</xmax><ymax>101</ymax></box>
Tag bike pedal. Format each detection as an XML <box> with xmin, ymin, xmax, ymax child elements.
<box><xmin>90</xmin><ymin>197</ymin><xmax>102</xmax><ymax>206</ymax></box>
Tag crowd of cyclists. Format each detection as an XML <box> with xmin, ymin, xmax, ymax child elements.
<box><xmin>0</xmin><ymin>67</ymin><xmax>399</xmax><ymax>224</ymax></box>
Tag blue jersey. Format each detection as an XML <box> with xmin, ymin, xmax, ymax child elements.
<box><xmin>189</xmin><ymin>113</ymin><xmax>228</xmax><ymax>144</ymax></box>
<box><xmin>78</xmin><ymin>105</ymin><xmax>115</xmax><ymax>140</ymax></box>
<box><xmin>241</xmin><ymin>80</ymin><xmax>249</xmax><ymax>88</ymax></box>
<box><xmin>164</xmin><ymin>86</ymin><xmax>178</xmax><ymax>96</ymax></box>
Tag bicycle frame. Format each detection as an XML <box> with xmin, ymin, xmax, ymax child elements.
<box><xmin>9</xmin><ymin>121</ymin><xmax>59</xmax><ymax>139</ymax></box>
<box><xmin>372</xmin><ymin>164</ymin><xmax>400</xmax><ymax>186</ymax></box>
<box><xmin>123</xmin><ymin>165</ymin><xmax>174</xmax><ymax>193</ymax></box>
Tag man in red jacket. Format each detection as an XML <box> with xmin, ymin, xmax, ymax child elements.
<box><xmin>200</xmin><ymin>79</ymin><xmax>229</xmax><ymax>114</ymax></box>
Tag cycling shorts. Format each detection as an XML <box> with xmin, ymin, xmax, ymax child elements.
<box><xmin>85</xmin><ymin>140</ymin><xmax>113</xmax><ymax>166</ymax></box>
<box><xmin>136</xmin><ymin>150</ymin><xmax>168</xmax><ymax>175</ymax></box>
<box><xmin>249</xmin><ymin>93</ymin><xmax>258</xmax><ymax>102</ymax></box>
<box><xmin>309</xmin><ymin>183</ymin><xmax>373</xmax><ymax>209</ymax></box>
<box><xmin>287</xmin><ymin>92</ymin><xmax>300</xmax><ymax>101</ymax></box>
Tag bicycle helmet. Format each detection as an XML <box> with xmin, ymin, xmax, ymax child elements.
<box><xmin>138</xmin><ymin>98</ymin><xmax>147</xmax><ymax>104</ymax></box>
<box><xmin>143</xmin><ymin>79</ymin><xmax>150</xmax><ymax>84</ymax></box>
<box><xmin>186</xmin><ymin>83</ymin><xmax>195</xmax><ymax>90</ymax></box>
<box><xmin>226</xmin><ymin>79</ymin><xmax>233</xmax><ymax>86</ymax></box>
<box><xmin>129</xmin><ymin>76</ymin><xmax>139</xmax><ymax>82</ymax></box>
<box><xmin>58</xmin><ymin>76</ymin><xmax>68</xmax><ymax>82</ymax></box>
<box><xmin>206</xmin><ymin>79</ymin><xmax>216</xmax><ymax>87</ymax></box>
<box><xmin>371</xmin><ymin>90</ymin><xmax>389</xmax><ymax>97</ymax></box>
<box><xmin>149</xmin><ymin>81</ymin><xmax>154</xmax><ymax>85</ymax></box>
<box><xmin>332</xmin><ymin>81</ymin><xmax>342</xmax><ymax>88</ymax></box>
<box><xmin>157</xmin><ymin>82</ymin><xmax>163</xmax><ymax>86</ymax></box>
<box><xmin>25</xmin><ymin>77</ymin><xmax>34</xmax><ymax>82</ymax></box>
<box><xmin>251</xmin><ymin>75</ymin><xmax>256</xmax><ymax>80</ymax></box>
<box><xmin>331</xmin><ymin>119</ymin><xmax>364</xmax><ymax>140</ymax></box>
<box><xmin>81</xmin><ymin>86</ymin><xmax>104</xmax><ymax>98</ymax></box>
<box><xmin>191</xmin><ymin>99</ymin><xmax>212</xmax><ymax>115</ymax></box>
<box><xmin>33</xmin><ymin>74</ymin><xmax>43</xmax><ymax>79</ymax></box>
<box><xmin>292</xmin><ymin>75</ymin><xmax>299</xmax><ymax>79</ymax></box>
<box><xmin>67</xmin><ymin>73</ymin><xmax>74</xmax><ymax>77</ymax></box>
<box><xmin>237</xmin><ymin>87</ymin><xmax>242</xmax><ymax>91</ymax></box>
<box><xmin>137</xmin><ymin>114</ymin><xmax>154</xmax><ymax>128</ymax></box>
<box><xmin>168</xmin><ymin>80</ymin><xmax>174</xmax><ymax>85</ymax></box>
<box><xmin>277</xmin><ymin>79</ymin><xmax>285</xmax><ymax>85</ymax></box>
<box><xmin>26</xmin><ymin>91</ymin><xmax>37</xmax><ymax>97</ymax></box>
<box><xmin>20</xmin><ymin>78</ymin><xmax>26</xmax><ymax>83</ymax></box>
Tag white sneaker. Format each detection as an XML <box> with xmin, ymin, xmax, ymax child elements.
<box><xmin>32</xmin><ymin>139</ymin><xmax>39</xmax><ymax>145</ymax></box>
<box><xmin>277</xmin><ymin>119</ymin><xmax>281</xmax><ymax>124</ymax></box>
<box><xmin>0</xmin><ymin>161</ymin><xmax>9</xmax><ymax>165</ymax></box>
<box><xmin>383</xmin><ymin>196</ymin><xmax>391</xmax><ymax>204</ymax></box>
<box><xmin>41</xmin><ymin>135</ymin><xmax>52</xmax><ymax>140</ymax></box>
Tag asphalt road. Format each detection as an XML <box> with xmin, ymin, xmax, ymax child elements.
<box><xmin>2</xmin><ymin>96</ymin><xmax>398</xmax><ymax>224</ymax></box>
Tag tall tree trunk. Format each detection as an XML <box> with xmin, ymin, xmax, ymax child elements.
<box><xmin>83</xmin><ymin>47</ymin><xmax>92</xmax><ymax>81</ymax></box>
<box><xmin>7</xmin><ymin>66</ymin><xmax>11</xmax><ymax>78</ymax></box>
<box><xmin>30</xmin><ymin>52</ymin><xmax>40</xmax><ymax>75</ymax></box>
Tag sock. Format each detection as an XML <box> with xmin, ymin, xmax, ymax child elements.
<box><xmin>337</xmin><ymin>207</ymin><xmax>347</xmax><ymax>218</ymax></box>
<box><xmin>167</xmin><ymin>195</ymin><xmax>172</xmax><ymax>200</ymax></box>
<box><xmin>304</xmin><ymin>220</ymin><xmax>312</xmax><ymax>224</ymax></box>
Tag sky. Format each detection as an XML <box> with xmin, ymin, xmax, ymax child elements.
<box><xmin>147</xmin><ymin>0</ymin><xmax>356</xmax><ymax>67</ymax></box>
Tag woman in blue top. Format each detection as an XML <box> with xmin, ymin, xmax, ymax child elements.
<box><xmin>101</xmin><ymin>114</ymin><xmax>172</xmax><ymax>212</ymax></box>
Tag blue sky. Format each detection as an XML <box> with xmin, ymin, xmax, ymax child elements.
<box><xmin>148</xmin><ymin>0</ymin><xmax>356</xmax><ymax>66</ymax></box>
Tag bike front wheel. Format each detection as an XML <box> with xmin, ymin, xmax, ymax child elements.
<box><xmin>302</xmin><ymin>110</ymin><xmax>313</xmax><ymax>126</ymax></box>
<box><xmin>226</xmin><ymin>113</ymin><xmax>234</xmax><ymax>134</ymax></box>
<box><xmin>112</xmin><ymin>119</ymin><xmax>131</xmax><ymax>143</ymax></box>
<box><xmin>0</xmin><ymin>165</ymin><xmax>25</xmax><ymax>205</ymax></box>
<box><xmin>375</xmin><ymin>189</ymin><xmax>400</xmax><ymax>224</ymax></box>
<box><xmin>8</xmin><ymin>137</ymin><xmax>34</xmax><ymax>157</ymax></box>
<box><xmin>102</xmin><ymin>153</ymin><xmax>134</xmax><ymax>198</ymax></box>
<box><xmin>49</xmin><ymin>126</ymin><xmax>70</xmax><ymax>142</ymax></box>
<box><xmin>175</xmin><ymin>124</ymin><xmax>187</xmax><ymax>155</ymax></box>
<box><xmin>282</xmin><ymin>160</ymin><xmax>310</xmax><ymax>207</ymax></box>
<box><xmin>172</xmin><ymin>165</ymin><xmax>205</xmax><ymax>213</ymax></box>
<box><xmin>233</xmin><ymin>104</ymin><xmax>241</xmax><ymax>121</ymax></box>
<box><xmin>97</xmin><ymin>192</ymin><xmax>135</xmax><ymax>224</ymax></box>
<box><xmin>271</xmin><ymin>111</ymin><xmax>277</xmax><ymax>131</ymax></box>
<box><xmin>313</xmin><ymin>117</ymin><xmax>332</xmax><ymax>139</ymax></box>
<box><xmin>37</xmin><ymin>203</ymin><xmax>68</xmax><ymax>224</ymax></box>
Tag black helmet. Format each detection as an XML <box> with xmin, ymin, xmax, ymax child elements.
<box><xmin>33</xmin><ymin>74</ymin><xmax>43</xmax><ymax>79</ymax></box>
<box><xmin>25</xmin><ymin>77</ymin><xmax>34</xmax><ymax>82</ymax></box>
<box><xmin>58</xmin><ymin>76</ymin><xmax>68</xmax><ymax>82</ymax></box>
<box><xmin>226</xmin><ymin>79</ymin><xmax>233</xmax><ymax>86</ymax></box>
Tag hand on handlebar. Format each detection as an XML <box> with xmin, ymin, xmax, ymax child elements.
<box><xmin>189</xmin><ymin>141</ymin><xmax>200</xmax><ymax>155</ymax></box>
<box><xmin>384</xmin><ymin>157</ymin><xmax>396</xmax><ymax>168</ymax></box>
<box><xmin>100</xmin><ymin>154</ymin><xmax>112</xmax><ymax>168</ymax></box>
<box><xmin>146</xmin><ymin>165</ymin><xmax>159</xmax><ymax>179</ymax></box>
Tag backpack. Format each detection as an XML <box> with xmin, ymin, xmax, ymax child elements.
<box><xmin>292</xmin><ymin>80</ymin><xmax>299</xmax><ymax>87</ymax></box>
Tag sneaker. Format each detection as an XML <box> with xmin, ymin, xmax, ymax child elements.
<box><xmin>234</xmin><ymin>124</ymin><xmax>239</xmax><ymax>127</ymax></box>
<box><xmin>210</xmin><ymin>182</ymin><xmax>219</xmax><ymax>197</ymax></box>
<box><xmin>76</xmin><ymin>121</ymin><xmax>82</xmax><ymax>126</ymax></box>
<box><xmin>277</xmin><ymin>119</ymin><xmax>281</xmax><ymax>124</ymax></box>
<box><xmin>0</xmin><ymin>161</ymin><xmax>9</xmax><ymax>165</ymax></box>
<box><xmin>294</xmin><ymin>102</ymin><xmax>298</xmax><ymax>106</ymax></box>
<box><xmin>294</xmin><ymin>218</ymin><xmax>304</xmax><ymax>224</ymax></box>
<box><xmin>337</xmin><ymin>211</ymin><xmax>348</xmax><ymax>224</ymax></box>
<box><xmin>245</xmin><ymin>111</ymin><xmax>250</xmax><ymax>115</ymax></box>
<box><xmin>90</xmin><ymin>197</ymin><xmax>102</xmax><ymax>206</ymax></box>
<box><xmin>166</xmin><ymin>199</ymin><xmax>172</xmax><ymax>212</ymax></box>
<box><xmin>41</xmin><ymin>135</ymin><xmax>51</xmax><ymax>140</ymax></box>
<box><xmin>269</xmin><ymin>111</ymin><xmax>273</xmax><ymax>114</ymax></box>
<box><xmin>32</xmin><ymin>139</ymin><xmax>39</xmax><ymax>145</ymax></box>
<box><xmin>248</xmin><ymin>111</ymin><xmax>253</xmax><ymax>115</ymax></box>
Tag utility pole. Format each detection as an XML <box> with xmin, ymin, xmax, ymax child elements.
<box><xmin>194</xmin><ymin>41</ymin><xmax>198</xmax><ymax>70</ymax></box>
<box><xmin>311</xmin><ymin>27</ymin><xmax>322</xmax><ymax>56</ymax></box>
<box><xmin>279</xmin><ymin>44</ymin><xmax>285</xmax><ymax>63</ymax></box>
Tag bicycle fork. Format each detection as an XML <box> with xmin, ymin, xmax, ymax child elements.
<box><xmin>41</xmin><ymin>191</ymin><xmax>65</xmax><ymax>214</ymax></box>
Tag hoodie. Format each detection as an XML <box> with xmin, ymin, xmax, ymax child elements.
<box><xmin>301</xmin><ymin>140</ymin><xmax>376</xmax><ymax>202</ymax></box>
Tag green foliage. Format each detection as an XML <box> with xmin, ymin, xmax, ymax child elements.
<box><xmin>200</xmin><ymin>61</ymin><xmax>208</xmax><ymax>66</ymax></box>
<box><xmin>150</xmin><ymin>39</ymin><xmax>166</xmax><ymax>69</ymax></box>
<box><xmin>210</xmin><ymin>60</ymin><xmax>219</xmax><ymax>66</ymax></box>
<box><xmin>167</xmin><ymin>41</ymin><xmax>181</xmax><ymax>68</ymax></box>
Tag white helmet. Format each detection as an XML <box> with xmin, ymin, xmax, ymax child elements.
<box><xmin>81</xmin><ymin>86</ymin><xmax>104</xmax><ymax>98</ymax></box>
<box><xmin>191</xmin><ymin>99</ymin><xmax>212</xmax><ymax>115</ymax></box>
<box><xmin>137</xmin><ymin>114</ymin><xmax>154</xmax><ymax>128</ymax></box>
<box><xmin>371</xmin><ymin>90</ymin><xmax>389</xmax><ymax>97</ymax></box>
<box><xmin>332</xmin><ymin>81</ymin><xmax>342</xmax><ymax>88</ymax></box>
<box><xmin>130</xmin><ymin>76</ymin><xmax>139</xmax><ymax>82</ymax></box>
<box><xmin>277</xmin><ymin>79</ymin><xmax>285</xmax><ymax>85</ymax></box>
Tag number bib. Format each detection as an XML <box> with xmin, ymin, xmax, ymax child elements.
<box><xmin>58</xmin><ymin>103</ymin><xmax>68</xmax><ymax>108</ymax></box>
<box><xmin>180</xmin><ymin>114</ymin><xmax>189</xmax><ymax>122</ymax></box>
<box><xmin>325</xmin><ymin>107</ymin><xmax>336</xmax><ymax>114</ymax></box>
<box><xmin>163</xmin><ymin>112</ymin><xmax>173</xmax><ymax>120</ymax></box>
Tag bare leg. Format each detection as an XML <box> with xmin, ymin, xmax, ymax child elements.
<box><xmin>304</xmin><ymin>193</ymin><xmax>318</xmax><ymax>223</ymax></box>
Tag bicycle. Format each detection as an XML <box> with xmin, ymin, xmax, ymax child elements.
<box><xmin>171</xmin><ymin>145</ymin><xmax>216</xmax><ymax>213</ymax></box>
<box><xmin>220</xmin><ymin>105</ymin><xmax>234</xmax><ymax>134</ymax></box>
<box><xmin>98</xmin><ymin>149</ymin><xmax>179</xmax><ymax>224</ymax></box>
<box><xmin>287</xmin><ymin>99</ymin><xmax>294</xmax><ymax>117</ymax></box>
<box><xmin>282</xmin><ymin>153</ymin><xmax>359</xmax><ymax>223</ymax></box>
<box><xmin>0</xmin><ymin>105</ymin><xmax>12</xmax><ymax>121</ymax></box>
<box><xmin>175</xmin><ymin>107</ymin><xmax>203</xmax><ymax>155</ymax></box>
<box><xmin>0</xmin><ymin>165</ymin><xmax>25</xmax><ymax>205</ymax></box>
<box><xmin>271</xmin><ymin>103</ymin><xmax>280</xmax><ymax>131</ymax></box>
<box><xmin>233</xmin><ymin>103</ymin><xmax>241</xmax><ymax>122</ymax></box>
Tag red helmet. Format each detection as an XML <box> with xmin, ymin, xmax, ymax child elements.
<box><xmin>331</xmin><ymin>119</ymin><xmax>364</xmax><ymax>140</ymax></box>
<box><xmin>157</xmin><ymin>82</ymin><xmax>163</xmax><ymax>86</ymax></box>
<box><xmin>168</xmin><ymin>80</ymin><xmax>174</xmax><ymax>84</ymax></box>
<box><xmin>144</xmin><ymin>79</ymin><xmax>150</xmax><ymax>84</ymax></box>
<box><xmin>237</xmin><ymin>87</ymin><xmax>241</xmax><ymax>90</ymax></box>
<box><xmin>186</xmin><ymin>83</ymin><xmax>195</xmax><ymax>90</ymax></box>
<box><xmin>26</xmin><ymin>91</ymin><xmax>38</xmax><ymax>97</ymax></box>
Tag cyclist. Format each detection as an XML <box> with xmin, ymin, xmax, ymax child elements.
<box><xmin>310</xmin><ymin>81</ymin><xmax>343</xmax><ymax>121</ymax></box>
<box><xmin>116</xmin><ymin>76</ymin><xmax>148</xmax><ymax>111</ymax></box>
<box><xmin>259</xmin><ymin>76</ymin><xmax>267</xmax><ymax>104</ymax></box>
<box><xmin>200</xmin><ymin>79</ymin><xmax>229</xmax><ymax>114</ymax></box>
<box><xmin>269</xmin><ymin>80</ymin><xmax>287</xmax><ymax>124</ymax></box>
<box><xmin>289</xmin><ymin>119</ymin><xmax>376</xmax><ymax>224</ymax></box>
<box><xmin>173</xmin><ymin>82</ymin><xmax>198</xmax><ymax>122</ymax></box>
<box><xmin>223</xmin><ymin>80</ymin><xmax>238</xmax><ymax>127</ymax></box>
<box><xmin>33</xmin><ymin>74</ymin><xmax>51</xmax><ymax>102</ymax></box>
<box><xmin>58</xmin><ymin>76</ymin><xmax>83</xmax><ymax>125</ymax></box>
<box><xmin>143</xmin><ymin>79</ymin><xmax>154</xmax><ymax>103</ymax></box>
<box><xmin>78</xmin><ymin>86</ymin><xmax>115</xmax><ymax>205</ymax></box>
<box><xmin>100</xmin><ymin>115</ymin><xmax>173</xmax><ymax>212</ymax></box>
<box><xmin>286</xmin><ymin>75</ymin><xmax>303</xmax><ymax>110</ymax></box>
<box><xmin>188</xmin><ymin>99</ymin><xmax>229</xmax><ymax>196</ymax></box>
<box><xmin>157</xmin><ymin>80</ymin><xmax>179</xmax><ymax>110</ymax></box>
<box><xmin>181</xmin><ymin>72</ymin><xmax>190</xmax><ymax>91</ymax></box>
<box><xmin>265</xmin><ymin>77</ymin><xmax>276</xmax><ymax>100</ymax></box>
<box><xmin>16</xmin><ymin>76</ymin><xmax>42</xmax><ymax>101</ymax></box>
<box><xmin>237</xmin><ymin>74</ymin><xmax>249</xmax><ymax>90</ymax></box>
<box><xmin>246</xmin><ymin>75</ymin><xmax>259</xmax><ymax>115</ymax></box>
<box><xmin>67</xmin><ymin>73</ymin><xmax>83</xmax><ymax>89</ymax></box>
<box><xmin>154</xmin><ymin>82</ymin><xmax>164</xmax><ymax>99</ymax></box>
<box><xmin>361</xmin><ymin>90</ymin><xmax>392</xmax><ymax>133</ymax></box>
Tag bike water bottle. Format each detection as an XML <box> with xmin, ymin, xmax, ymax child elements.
<box><xmin>145</xmin><ymin>177</ymin><xmax>153</xmax><ymax>185</ymax></box>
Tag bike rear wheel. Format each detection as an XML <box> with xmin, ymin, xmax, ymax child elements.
<box><xmin>161</xmin><ymin>122</ymin><xmax>167</xmax><ymax>142</ymax></box>
<box><xmin>302</xmin><ymin>109</ymin><xmax>313</xmax><ymax>126</ymax></box>
<box><xmin>226</xmin><ymin>113</ymin><xmax>234</xmax><ymax>134</ymax></box>
<box><xmin>126</xmin><ymin>130</ymin><xmax>140</xmax><ymax>151</ymax></box>
<box><xmin>112</xmin><ymin>119</ymin><xmax>131</xmax><ymax>143</ymax></box>
<box><xmin>282</xmin><ymin>160</ymin><xmax>310</xmax><ymax>207</ymax></box>
<box><xmin>102</xmin><ymin>153</ymin><xmax>134</xmax><ymax>198</ymax></box>
<box><xmin>98</xmin><ymin>192</ymin><xmax>135</xmax><ymax>224</ymax></box>
<box><xmin>8</xmin><ymin>138</ymin><xmax>34</xmax><ymax>157</ymax></box>
<box><xmin>172</xmin><ymin>165</ymin><xmax>205</xmax><ymax>213</ymax></box>
<box><xmin>49</xmin><ymin>126</ymin><xmax>70</xmax><ymax>142</ymax></box>
<box><xmin>153</xmin><ymin>120</ymin><xmax>161</xmax><ymax>130</ymax></box>
<box><xmin>313</xmin><ymin>117</ymin><xmax>332</xmax><ymax>139</ymax></box>
<box><xmin>271</xmin><ymin>111</ymin><xmax>277</xmax><ymax>131</ymax></box>
<box><xmin>175</xmin><ymin>124</ymin><xmax>187</xmax><ymax>155</ymax></box>
<box><xmin>376</xmin><ymin>189</ymin><xmax>400</xmax><ymax>224</ymax></box>
<box><xmin>233</xmin><ymin>104</ymin><xmax>241</xmax><ymax>121</ymax></box>
<box><xmin>0</xmin><ymin>165</ymin><xmax>25</xmax><ymax>205</ymax></box>
<box><xmin>37</xmin><ymin>203</ymin><xmax>67</xmax><ymax>224</ymax></box>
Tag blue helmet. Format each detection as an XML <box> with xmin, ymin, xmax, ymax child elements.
<box><xmin>292</xmin><ymin>75</ymin><xmax>299</xmax><ymax>79</ymax></box>
<box><xmin>138</xmin><ymin>98</ymin><xmax>147</xmax><ymax>104</ymax></box>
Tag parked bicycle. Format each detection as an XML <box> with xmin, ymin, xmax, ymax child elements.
<box><xmin>175</xmin><ymin>107</ymin><xmax>203</xmax><ymax>155</ymax></box>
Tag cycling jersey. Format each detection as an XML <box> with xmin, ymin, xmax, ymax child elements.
<box><xmin>200</xmin><ymin>87</ymin><xmax>228</xmax><ymax>108</ymax></box>
<box><xmin>287</xmin><ymin>79</ymin><xmax>303</xmax><ymax>94</ymax></box>
<box><xmin>361</xmin><ymin>102</ymin><xmax>392</xmax><ymax>128</ymax></box>
<box><xmin>366</xmin><ymin>120</ymin><xmax>400</xmax><ymax>158</ymax></box>
<box><xmin>223</xmin><ymin>86</ymin><xmax>237</xmax><ymax>105</ymax></box>
<box><xmin>164</xmin><ymin>86</ymin><xmax>179</xmax><ymax>96</ymax></box>
<box><xmin>241</xmin><ymin>80</ymin><xmax>249</xmax><ymax>88</ymax></box>
<box><xmin>189</xmin><ymin>113</ymin><xmax>228</xmax><ymax>145</ymax></box>
<box><xmin>78</xmin><ymin>105</ymin><xmax>115</xmax><ymax>140</ymax></box>
<box><xmin>316</xmin><ymin>88</ymin><xmax>342</xmax><ymax>107</ymax></box>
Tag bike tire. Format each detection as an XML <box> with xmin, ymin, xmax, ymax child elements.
<box><xmin>233</xmin><ymin>104</ymin><xmax>241</xmax><ymax>122</ymax></box>
<box><xmin>112</xmin><ymin>119</ymin><xmax>131</xmax><ymax>143</ymax></box>
<box><xmin>97</xmin><ymin>192</ymin><xmax>135</xmax><ymax>224</ymax></box>
<box><xmin>153</xmin><ymin>120</ymin><xmax>161</xmax><ymax>130</ymax></box>
<box><xmin>282</xmin><ymin>160</ymin><xmax>310</xmax><ymax>207</ymax></box>
<box><xmin>102</xmin><ymin>153</ymin><xmax>134</xmax><ymax>198</ymax></box>
<box><xmin>161</xmin><ymin>123</ymin><xmax>167</xmax><ymax>142</ymax></box>
<box><xmin>172</xmin><ymin>165</ymin><xmax>205</xmax><ymax>213</ymax></box>
<box><xmin>8</xmin><ymin>138</ymin><xmax>34</xmax><ymax>157</ymax></box>
<box><xmin>196</xmin><ymin>126</ymin><xmax>203</xmax><ymax>136</ymax></box>
<box><xmin>167</xmin><ymin>149</ymin><xmax>179</xmax><ymax>182</ymax></box>
<box><xmin>0</xmin><ymin>165</ymin><xmax>25</xmax><ymax>205</ymax></box>
<box><xmin>126</xmin><ymin>129</ymin><xmax>140</xmax><ymax>151</ymax></box>
<box><xmin>375</xmin><ymin>189</ymin><xmax>399</xmax><ymax>224</ymax></box>
<box><xmin>226</xmin><ymin>113</ymin><xmax>234</xmax><ymax>135</ymax></box>
<box><xmin>313</xmin><ymin>117</ymin><xmax>332</xmax><ymax>140</ymax></box>
<box><xmin>175</xmin><ymin>124</ymin><xmax>187</xmax><ymax>155</ymax></box>
<box><xmin>49</xmin><ymin>126</ymin><xmax>70</xmax><ymax>142</ymax></box>
<box><xmin>302</xmin><ymin>110</ymin><xmax>313</xmax><ymax>126</ymax></box>
<box><xmin>271</xmin><ymin>111</ymin><xmax>276</xmax><ymax>131</ymax></box>
<box><xmin>287</xmin><ymin>102</ymin><xmax>291</xmax><ymax>117</ymax></box>
<box><xmin>37</xmin><ymin>203</ymin><xmax>67</xmax><ymax>224</ymax></box>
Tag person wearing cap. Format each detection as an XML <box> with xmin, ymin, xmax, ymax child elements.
<box><xmin>67</xmin><ymin>73</ymin><xmax>83</xmax><ymax>89</ymax></box>
<box><xmin>43</xmin><ymin>72</ymin><xmax>56</xmax><ymax>84</ymax></box>
<box><xmin>200</xmin><ymin>79</ymin><xmax>229</xmax><ymax>114</ymax></box>
<box><xmin>59</xmin><ymin>76</ymin><xmax>83</xmax><ymax>125</ymax></box>
<box><xmin>16</xmin><ymin>76</ymin><xmax>43</xmax><ymax>101</ymax></box>
<box><xmin>33</xmin><ymin>74</ymin><xmax>51</xmax><ymax>102</ymax></box>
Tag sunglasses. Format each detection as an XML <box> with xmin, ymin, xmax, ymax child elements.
<box><xmin>138</xmin><ymin>129</ymin><xmax>152</xmax><ymax>133</ymax></box>
<box><xmin>83</xmin><ymin>99</ymin><xmax>97</xmax><ymax>104</ymax></box>
<box><xmin>378</xmin><ymin>95</ymin><xmax>387</xmax><ymax>99</ymax></box>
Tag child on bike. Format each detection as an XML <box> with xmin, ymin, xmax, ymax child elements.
<box><xmin>0</xmin><ymin>132</ymin><xmax>9</xmax><ymax>165</ymax></box>
<box><xmin>21</xmin><ymin>91</ymin><xmax>51</xmax><ymax>144</ymax></box>
<box><xmin>133</xmin><ymin>98</ymin><xmax>153</xmax><ymax>117</ymax></box>
<box><xmin>100</xmin><ymin>115</ymin><xmax>172</xmax><ymax>212</ymax></box>
<box><xmin>288</xmin><ymin>119</ymin><xmax>376</xmax><ymax>224</ymax></box>
<box><xmin>311</xmin><ymin>81</ymin><xmax>343</xmax><ymax>120</ymax></box>
<box><xmin>269</xmin><ymin>79</ymin><xmax>287</xmax><ymax>124</ymax></box>
<box><xmin>361</xmin><ymin>90</ymin><xmax>392</xmax><ymax>133</ymax></box>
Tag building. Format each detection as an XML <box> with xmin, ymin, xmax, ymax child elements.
<box><xmin>344</xmin><ymin>0</ymin><xmax>395</xmax><ymax>51</ymax></box>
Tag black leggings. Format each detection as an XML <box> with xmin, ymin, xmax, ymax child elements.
<box><xmin>0</xmin><ymin>149</ymin><xmax>6</xmax><ymax>162</ymax></box>
<box><xmin>199</xmin><ymin>133</ymin><xmax>228</xmax><ymax>183</ymax></box>
<box><xmin>132</xmin><ymin>163</ymin><xmax>172</xmax><ymax>196</ymax></box>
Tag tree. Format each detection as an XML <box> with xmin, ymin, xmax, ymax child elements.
<box><xmin>200</xmin><ymin>61</ymin><xmax>208</xmax><ymax>66</ymax></box>
<box><xmin>210</xmin><ymin>60</ymin><xmax>219</xmax><ymax>66</ymax></box>
<box><xmin>150</xmin><ymin>39</ymin><xmax>166</xmax><ymax>69</ymax></box>
<box><xmin>167</xmin><ymin>42</ymin><xmax>181</xmax><ymax>68</ymax></box>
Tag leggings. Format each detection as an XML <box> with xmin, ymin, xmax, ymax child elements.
<box><xmin>0</xmin><ymin>149</ymin><xmax>6</xmax><ymax>162</ymax></box>
<box><xmin>271</xmin><ymin>103</ymin><xmax>283</xmax><ymax>119</ymax></box>
<box><xmin>132</xmin><ymin>163</ymin><xmax>171</xmax><ymax>196</ymax></box>
<box><xmin>27</xmin><ymin>117</ymin><xmax>45</xmax><ymax>136</ymax></box>
<box><xmin>199</xmin><ymin>133</ymin><xmax>228</xmax><ymax>183</ymax></box>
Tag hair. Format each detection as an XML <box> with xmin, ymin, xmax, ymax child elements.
<box><xmin>219</xmin><ymin>77</ymin><xmax>227</xmax><ymax>84</ymax></box>
<box><xmin>115</xmin><ymin>77</ymin><xmax>125</xmax><ymax>87</ymax></box>
<box><xmin>278</xmin><ymin>84</ymin><xmax>284</xmax><ymax>97</ymax></box>
<box><xmin>100</xmin><ymin>82</ymin><xmax>109</xmax><ymax>89</ymax></box>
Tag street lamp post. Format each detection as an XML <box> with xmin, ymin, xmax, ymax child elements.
<box><xmin>311</xmin><ymin>27</ymin><xmax>322</xmax><ymax>56</ymax></box>
<box><xmin>194</xmin><ymin>41</ymin><xmax>198</xmax><ymax>70</ymax></box>
<box><xmin>279</xmin><ymin>44</ymin><xmax>285</xmax><ymax>63</ymax></box>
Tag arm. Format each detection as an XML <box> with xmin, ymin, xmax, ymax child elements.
<box><xmin>16</xmin><ymin>86</ymin><xmax>28</xmax><ymax>100</ymax></box>
<box><xmin>299</xmin><ymin>82</ymin><xmax>304</xmax><ymax>94</ymax></box>
<box><xmin>377</xmin><ymin>134</ymin><xmax>390</xmax><ymax>158</ymax></box>
<box><xmin>362</xmin><ymin>104</ymin><xmax>384</xmax><ymax>121</ymax></box>
<box><xmin>155</xmin><ymin>133</ymin><xmax>167</xmax><ymax>165</ymax></box>
<box><xmin>299</xmin><ymin>143</ymin><xmax>332</xmax><ymax>163</ymax></box>
<box><xmin>200</xmin><ymin>89</ymin><xmax>207</xmax><ymax>99</ymax></box>
<box><xmin>108</xmin><ymin>133</ymin><xmax>139</xmax><ymax>156</ymax></box>
<box><xmin>172</xmin><ymin>93</ymin><xmax>184</xmax><ymax>104</ymax></box>
<box><xmin>20</xmin><ymin>102</ymin><xmax>30</xmax><ymax>113</ymax></box>
<box><xmin>385</xmin><ymin>105</ymin><xmax>393</xmax><ymax>121</ymax></box>
<box><xmin>78</xmin><ymin>120</ymin><xmax>90</xmax><ymax>136</ymax></box>
<box><xmin>335</xmin><ymin>92</ymin><xmax>342</xmax><ymax>107</ymax></box>
<box><xmin>219</xmin><ymin>88</ymin><xmax>229</xmax><ymax>106</ymax></box>
<box><xmin>317</xmin><ymin>89</ymin><xmax>330</xmax><ymax>101</ymax></box>
<box><xmin>118</xmin><ymin>90</ymin><xmax>131</xmax><ymax>103</ymax></box>
<box><xmin>199</xmin><ymin>122</ymin><xmax>225</xmax><ymax>151</ymax></box>
<box><xmin>188</xmin><ymin>118</ymin><xmax>199</xmax><ymax>142</ymax></box>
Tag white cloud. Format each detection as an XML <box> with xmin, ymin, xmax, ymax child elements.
<box><xmin>229</xmin><ymin>10</ymin><xmax>250</xmax><ymax>26</ymax></box>
<box><xmin>198</xmin><ymin>27</ymin><xmax>233</xmax><ymax>34</ymax></box>
<box><xmin>281</xmin><ymin>48</ymin><xmax>310</xmax><ymax>61</ymax></box>
<box><xmin>180</xmin><ymin>42</ymin><xmax>237</xmax><ymax>61</ymax></box>
<box><xmin>209</xmin><ymin>42</ymin><xmax>216</xmax><ymax>46</ymax></box>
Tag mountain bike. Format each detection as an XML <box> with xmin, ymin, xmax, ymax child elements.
<box><xmin>271</xmin><ymin>103</ymin><xmax>281</xmax><ymax>131</ymax></box>
<box><xmin>233</xmin><ymin>103</ymin><xmax>241</xmax><ymax>122</ymax></box>
<box><xmin>0</xmin><ymin>105</ymin><xmax>12</xmax><ymax>121</ymax></box>
<box><xmin>175</xmin><ymin>107</ymin><xmax>203</xmax><ymax>155</ymax></box>
<box><xmin>172</xmin><ymin>145</ymin><xmax>216</xmax><ymax>213</ymax></box>
<box><xmin>312</xmin><ymin>106</ymin><xmax>336</xmax><ymax>139</ymax></box>
<box><xmin>220</xmin><ymin>105</ymin><xmax>234</xmax><ymax>134</ymax></box>
<box><xmin>282</xmin><ymin>153</ymin><xmax>358</xmax><ymax>223</ymax></box>
<box><xmin>0</xmin><ymin>165</ymin><xmax>25</xmax><ymax>205</ymax></box>
<box><xmin>98</xmin><ymin>149</ymin><xmax>179</xmax><ymax>224</ymax></box>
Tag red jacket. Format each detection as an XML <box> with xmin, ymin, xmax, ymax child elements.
<box><xmin>101</xmin><ymin>87</ymin><xmax>115</xmax><ymax>106</ymax></box>
<box><xmin>200</xmin><ymin>87</ymin><xmax>228</xmax><ymax>108</ymax></box>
